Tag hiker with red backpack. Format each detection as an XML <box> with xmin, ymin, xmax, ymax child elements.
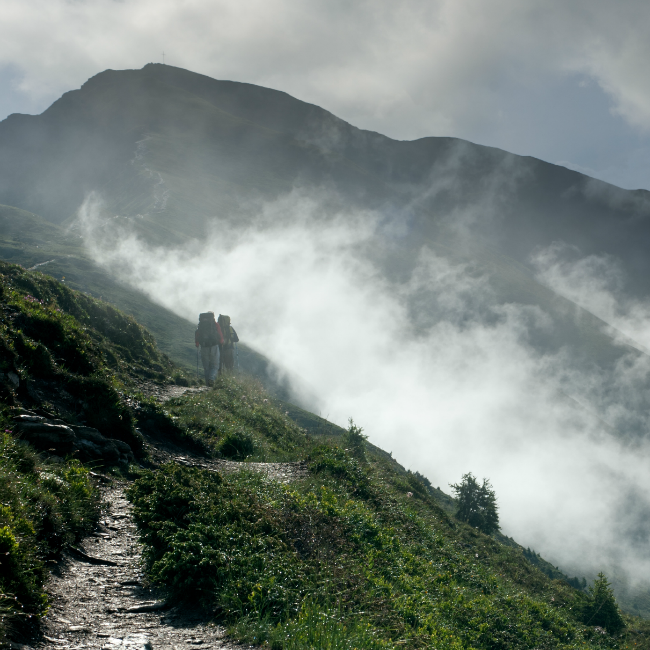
<box><xmin>195</xmin><ymin>311</ymin><xmax>224</xmax><ymax>387</ymax></box>
<box><xmin>217</xmin><ymin>314</ymin><xmax>239</xmax><ymax>374</ymax></box>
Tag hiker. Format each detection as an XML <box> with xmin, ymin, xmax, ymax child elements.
<box><xmin>195</xmin><ymin>311</ymin><xmax>224</xmax><ymax>386</ymax></box>
<box><xmin>217</xmin><ymin>314</ymin><xmax>239</xmax><ymax>374</ymax></box>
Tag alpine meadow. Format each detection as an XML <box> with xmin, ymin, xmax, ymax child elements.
<box><xmin>1</xmin><ymin>63</ymin><xmax>650</xmax><ymax>648</ymax></box>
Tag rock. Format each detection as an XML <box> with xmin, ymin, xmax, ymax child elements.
<box><xmin>76</xmin><ymin>438</ymin><xmax>103</xmax><ymax>457</ymax></box>
<box><xmin>70</xmin><ymin>425</ymin><xmax>135</xmax><ymax>464</ymax></box>
<box><xmin>13</xmin><ymin>414</ymin><xmax>44</xmax><ymax>423</ymax></box>
<box><xmin>113</xmin><ymin>438</ymin><xmax>135</xmax><ymax>458</ymax></box>
<box><xmin>6</xmin><ymin>371</ymin><xmax>19</xmax><ymax>387</ymax></box>
<box><xmin>92</xmin><ymin>440</ymin><xmax>118</xmax><ymax>463</ymax></box>
<box><xmin>13</xmin><ymin>421</ymin><xmax>76</xmax><ymax>453</ymax></box>
<box><xmin>11</xmin><ymin>408</ymin><xmax>38</xmax><ymax>416</ymax></box>
<box><xmin>71</xmin><ymin>425</ymin><xmax>107</xmax><ymax>444</ymax></box>
<box><xmin>68</xmin><ymin>625</ymin><xmax>88</xmax><ymax>632</ymax></box>
<box><xmin>124</xmin><ymin>601</ymin><xmax>167</xmax><ymax>613</ymax></box>
<box><xmin>101</xmin><ymin>634</ymin><xmax>152</xmax><ymax>649</ymax></box>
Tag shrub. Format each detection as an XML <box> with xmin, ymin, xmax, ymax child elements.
<box><xmin>0</xmin><ymin>428</ymin><xmax>100</xmax><ymax>632</ymax></box>
<box><xmin>450</xmin><ymin>472</ymin><xmax>500</xmax><ymax>535</ymax></box>
<box><xmin>219</xmin><ymin>430</ymin><xmax>256</xmax><ymax>459</ymax></box>
<box><xmin>581</xmin><ymin>573</ymin><xmax>625</xmax><ymax>635</ymax></box>
<box><xmin>342</xmin><ymin>418</ymin><xmax>367</xmax><ymax>461</ymax></box>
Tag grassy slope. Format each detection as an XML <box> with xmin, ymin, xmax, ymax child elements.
<box><xmin>0</xmin><ymin>262</ymin><xmax>648</xmax><ymax>647</ymax></box>
<box><xmin>128</xmin><ymin>374</ymin><xmax>649</xmax><ymax>649</ymax></box>
<box><xmin>0</xmin><ymin>260</ymin><xmax>186</xmax><ymax>450</ymax></box>
<box><xmin>0</xmin><ymin>260</ymin><xmax>183</xmax><ymax>640</ymax></box>
<box><xmin>0</xmin><ymin>261</ymin><xmax>321</xmax><ymax>641</ymax></box>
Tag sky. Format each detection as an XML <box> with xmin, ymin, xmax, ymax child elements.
<box><xmin>2</xmin><ymin>0</ymin><xmax>650</xmax><ymax>190</ymax></box>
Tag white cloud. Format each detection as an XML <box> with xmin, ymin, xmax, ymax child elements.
<box><xmin>532</xmin><ymin>241</ymin><xmax>650</xmax><ymax>352</ymax></box>
<box><xmin>77</xmin><ymin>191</ymin><xmax>650</xmax><ymax>588</ymax></box>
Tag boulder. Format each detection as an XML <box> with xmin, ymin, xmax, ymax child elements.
<box><xmin>12</xmin><ymin>416</ymin><xmax>135</xmax><ymax>465</ymax></box>
<box><xmin>70</xmin><ymin>425</ymin><xmax>135</xmax><ymax>465</ymax></box>
<box><xmin>13</xmin><ymin>420</ymin><xmax>76</xmax><ymax>453</ymax></box>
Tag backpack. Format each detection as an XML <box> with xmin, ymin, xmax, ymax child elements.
<box><xmin>197</xmin><ymin>312</ymin><xmax>219</xmax><ymax>347</ymax></box>
<box><xmin>218</xmin><ymin>315</ymin><xmax>231</xmax><ymax>344</ymax></box>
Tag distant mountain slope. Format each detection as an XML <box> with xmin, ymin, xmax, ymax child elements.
<box><xmin>2</xmin><ymin>63</ymin><xmax>650</xmax><ymax>293</ymax></box>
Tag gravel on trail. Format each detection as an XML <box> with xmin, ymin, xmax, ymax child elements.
<box><xmin>35</xmin><ymin>485</ymin><xmax>237</xmax><ymax>650</ymax></box>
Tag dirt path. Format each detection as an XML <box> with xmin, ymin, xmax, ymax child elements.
<box><xmin>35</xmin><ymin>485</ymin><xmax>236</xmax><ymax>650</ymax></box>
<box><xmin>20</xmin><ymin>380</ymin><xmax>309</xmax><ymax>649</ymax></box>
<box><xmin>29</xmin><ymin>394</ymin><xmax>307</xmax><ymax>649</ymax></box>
<box><xmin>136</xmin><ymin>383</ymin><xmax>208</xmax><ymax>404</ymax></box>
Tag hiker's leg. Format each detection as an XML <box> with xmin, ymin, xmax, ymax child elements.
<box><xmin>201</xmin><ymin>346</ymin><xmax>211</xmax><ymax>384</ymax></box>
<box><xmin>223</xmin><ymin>347</ymin><xmax>234</xmax><ymax>370</ymax></box>
<box><xmin>208</xmin><ymin>346</ymin><xmax>219</xmax><ymax>382</ymax></box>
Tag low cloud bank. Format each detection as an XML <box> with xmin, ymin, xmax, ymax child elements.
<box><xmin>533</xmin><ymin>241</ymin><xmax>650</xmax><ymax>351</ymax></box>
<box><xmin>78</xmin><ymin>192</ymin><xmax>650</xmax><ymax>588</ymax></box>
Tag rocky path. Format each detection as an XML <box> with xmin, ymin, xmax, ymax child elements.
<box><xmin>36</xmin><ymin>485</ymin><xmax>236</xmax><ymax>650</ymax></box>
<box><xmin>22</xmin><ymin>381</ymin><xmax>309</xmax><ymax>649</ymax></box>
<box><xmin>136</xmin><ymin>383</ymin><xmax>208</xmax><ymax>404</ymax></box>
<box><xmin>29</xmin><ymin>408</ymin><xmax>306</xmax><ymax>648</ymax></box>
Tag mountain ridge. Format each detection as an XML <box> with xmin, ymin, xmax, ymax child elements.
<box><xmin>3</xmin><ymin>62</ymin><xmax>650</xmax><ymax>288</ymax></box>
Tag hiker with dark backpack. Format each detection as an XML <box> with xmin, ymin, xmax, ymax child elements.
<box><xmin>195</xmin><ymin>311</ymin><xmax>224</xmax><ymax>386</ymax></box>
<box><xmin>217</xmin><ymin>314</ymin><xmax>239</xmax><ymax>374</ymax></box>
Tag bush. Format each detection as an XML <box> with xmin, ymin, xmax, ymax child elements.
<box><xmin>0</xmin><ymin>427</ymin><xmax>100</xmax><ymax>631</ymax></box>
<box><xmin>219</xmin><ymin>430</ymin><xmax>256</xmax><ymax>459</ymax></box>
<box><xmin>581</xmin><ymin>573</ymin><xmax>625</xmax><ymax>635</ymax></box>
<box><xmin>450</xmin><ymin>472</ymin><xmax>500</xmax><ymax>535</ymax></box>
<box><xmin>231</xmin><ymin>600</ymin><xmax>392</xmax><ymax>650</ymax></box>
<box><xmin>342</xmin><ymin>418</ymin><xmax>367</xmax><ymax>461</ymax></box>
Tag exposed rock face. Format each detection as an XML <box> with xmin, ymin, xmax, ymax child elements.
<box><xmin>12</xmin><ymin>412</ymin><xmax>135</xmax><ymax>466</ymax></box>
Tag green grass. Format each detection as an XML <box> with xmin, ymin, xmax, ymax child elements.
<box><xmin>162</xmin><ymin>374</ymin><xmax>311</xmax><ymax>460</ymax></box>
<box><xmin>0</xmin><ymin>260</ymin><xmax>198</xmax><ymax>455</ymax></box>
<box><xmin>0</xmin><ymin>418</ymin><xmax>100</xmax><ymax>640</ymax></box>
<box><xmin>127</xmin><ymin>382</ymin><xmax>649</xmax><ymax>649</ymax></box>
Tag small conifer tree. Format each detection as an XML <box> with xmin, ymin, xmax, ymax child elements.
<box><xmin>450</xmin><ymin>472</ymin><xmax>500</xmax><ymax>534</ymax></box>
<box><xmin>582</xmin><ymin>573</ymin><xmax>625</xmax><ymax>635</ymax></box>
<box><xmin>343</xmin><ymin>418</ymin><xmax>367</xmax><ymax>460</ymax></box>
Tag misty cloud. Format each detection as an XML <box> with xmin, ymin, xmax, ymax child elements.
<box><xmin>532</xmin><ymin>241</ymin><xmax>650</xmax><ymax>351</ymax></box>
<box><xmin>77</xmin><ymin>191</ymin><xmax>650</xmax><ymax>589</ymax></box>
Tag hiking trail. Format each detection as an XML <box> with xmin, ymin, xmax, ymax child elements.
<box><xmin>28</xmin><ymin>384</ymin><xmax>307</xmax><ymax>650</ymax></box>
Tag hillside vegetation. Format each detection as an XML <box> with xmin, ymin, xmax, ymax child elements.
<box><xmin>128</xmin><ymin>375</ymin><xmax>647</xmax><ymax>649</ymax></box>
<box><xmin>0</xmin><ymin>260</ymin><xmax>179</xmax><ymax>638</ymax></box>
<box><xmin>1</xmin><ymin>262</ymin><xmax>649</xmax><ymax>648</ymax></box>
